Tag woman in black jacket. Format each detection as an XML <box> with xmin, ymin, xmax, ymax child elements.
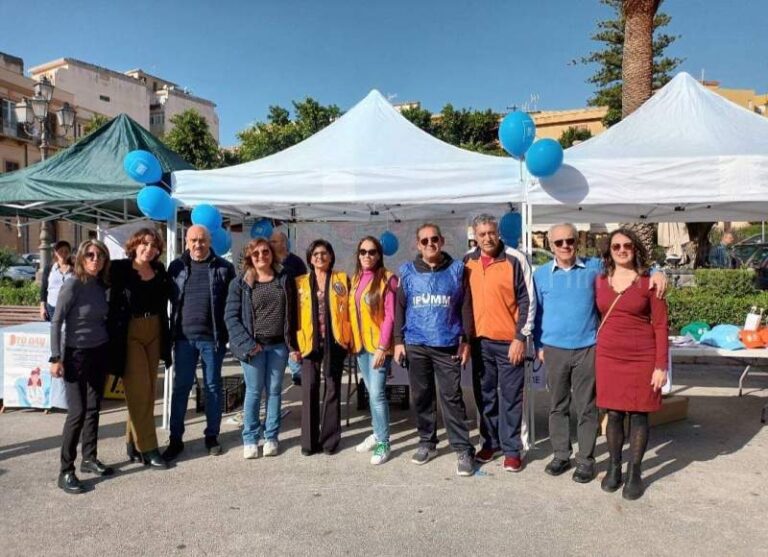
<box><xmin>224</xmin><ymin>238</ymin><xmax>299</xmax><ymax>459</ymax></box>
<box><xmin>108</xmin><ymin>228</ymin><xmax>172</xmax><ymax>468</ymax></box>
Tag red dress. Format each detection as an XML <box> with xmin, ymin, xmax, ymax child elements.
<box><xmin>595</xmin><ymin>275</ymin><xmax>669</xmax><ymax>412</ymax></box>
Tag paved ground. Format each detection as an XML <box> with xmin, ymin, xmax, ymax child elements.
<box><xmin>1</xmin><ymin>361</ymin><xmax>767</xmax><ymax>556</ymax></box>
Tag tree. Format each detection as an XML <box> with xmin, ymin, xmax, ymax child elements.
<box><xmin>163</xmin><ymin>109</ymin><xmax>221</xmax><ymax>169</ymax></box>
<box><xmin>400</xmin><ymin>105</ymin><xmax>434</xmax><ymax>134</ymax></box>
<box><xmin>82</xmin><ymin>113</ymin><xmax>109</xmax><ymax>136</ymax></box>
<box><xmin>577</xmin><ymin>0</ymin><xmax>682</xmax><ymax>127</ymax></box>
<box><xmin>433</xmin><ymin>104</ymin><xmax>504</xmax><ymax>155</ymax></box>
<box><xmin>237</xmin><ymin>98</ymin><xmax>341</xmax><ymax>162</ymax></box>
<box><xmin>559</xmin><ymin>126</ymin><xmax>593</xmax><ymax>148</ymax></box>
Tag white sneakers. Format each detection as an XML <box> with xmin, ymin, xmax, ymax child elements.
<box><xmin>370</xmin><ymin>442</ymin><xmax>391</xmax><ymax>466</ymax></box>
<box><xmin>356</xmin><ymin>434</ymin><xmax>378</xmax><ymax>453</ymax></box>
<box><xmin>243</xmin><ymin>444</ymin><xmax>259</xmax><ymax>459</ymax></box>
<box><xmin>263</xmin><ymin>440</ymin><xmax>278</xmax><ymax>457</ymax></box>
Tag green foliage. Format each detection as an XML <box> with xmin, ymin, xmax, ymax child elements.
<box><xmin>237</xmin><ymin>99</ymin><xmax>341</xmax><ymax>162</ymax></box>
<box><xmin>219</xmin><ymin>148</ymin><xmax>241</xmax><ymax>167</ymax></box>
<box><xmin>667</xmin><ymin>269</ymin><xmax>764</xmax><ymax>331</ymax></box>
<box><xmin>435</xmin><ymin>104</ymin><xmax>504</xmax><ymax>155</ymax></box>
<box><xmin>0</xmin><ymin>247</ymin><xmax>17</xmax><ymax>276</ymax></box>
<box><xmin>576</xmin><ymin>0</ymin><xmax>683</xmax><ymax>127</ymax></box>
<box><xmin>559</xmin><ymin>126</ymin><xmax>593</xmax><ymax>148</ymax></box>
<box><xmin>400</xmin><ymin>106</ymin><xmax>434</xmax><ymax>134</ymax></box>
<box><xmin>83</xmin><ymin>113</ymin><xmax>110</xmax><ymax>136</ymax></box>
<box><xmin>0</xmin><ymin>280</ymin><xmax>40</xmax><ymax>306</ymax></box>
<box><xmin>163</xmin><ymin>109</ymin><xmax>221</xmax><ymax>169</ymax></box>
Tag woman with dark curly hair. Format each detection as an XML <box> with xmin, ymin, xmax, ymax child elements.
<box><xmin>595</xmin><ymin>228</ymin><xmax>669</xmax><ymax>500</ymax></box>
<box><xmin>108</xmin><ymin>228</ymin><xmax>172</xmax><ymax>469</ymax></box>
<box><xmin>50</xmin><ymin>239</ymin><xmax>113</xmax><ymax>493</ymax></box>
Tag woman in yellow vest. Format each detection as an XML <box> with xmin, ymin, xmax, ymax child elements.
<box><xmin>296</xmin><ymin>239</ymin><xmax>351</xmax><ymax>455</ymax></box>
<box><xmin>349</xmin><ymin>236</ymin><xmax>398</xmax><ymax>465</ymax></box>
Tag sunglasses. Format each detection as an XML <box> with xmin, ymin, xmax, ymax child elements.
<box><xmin>611</xmin><ymin>242</ymin><xmax>634</xmax><ymax>252</ymax></box>
<box><xmin>358</xmin><ymin>248</ymin><xmax>379</xmax><ymax>257</ymax></box>
<box><xmin>84</xmin><ymin>251</ymin><xmax>106</xmax><ymax>261</ymax></box>
<box><xmin>553</xmin><ymin>238</ymin><xmax>576</xmax><ymax>248</ymax></box>
<box><xmin>251</xmin><ymin>248</ymin><xmax>271</xmax><ymax>257</ymax></box>
<box><xmin>419</xmin><ymin>235</ymin><xmax>440</xmax><ymax>246</ymax></box>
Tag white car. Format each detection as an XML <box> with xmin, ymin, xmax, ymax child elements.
<box><xmin>3</xmin><ymin>255</ymin><xmax>37</xmax><ymax>281</ymax></box>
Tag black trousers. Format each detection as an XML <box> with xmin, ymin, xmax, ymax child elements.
<box><xmin>406</xmin><ymin>344</ymin><xmax>473</xmax><ymax>454</ymax></box>
<box><xmin>301</xmin><ymin>343</ymin><xmax>347</xmax><ymax>453</ymax></box>
<box><xmin>60</xmin><ymin>343</ymin><xmax>109</xmax><ymax>473</ymax></box>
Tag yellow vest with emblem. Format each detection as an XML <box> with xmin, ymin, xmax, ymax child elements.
<box><xmin>349</xmin><ymin>271</ymin><xmax>394</xmax><ymax>354</ymax></box>
<box><xmin>296</xmin><ymin>271</ymin><xmax>352</xmax><ymax>356</ymax></box>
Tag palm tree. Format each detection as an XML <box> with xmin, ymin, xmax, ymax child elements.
<box><xmin>620</xmin><ymin>0</ymin><xmax>660</xmax><ymax>255</ymax></box>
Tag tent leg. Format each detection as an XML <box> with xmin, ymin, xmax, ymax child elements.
<box><xmin>163</xmin><ymin>210</ymin><xmax>178</xmax><ymax>431</ymax></box>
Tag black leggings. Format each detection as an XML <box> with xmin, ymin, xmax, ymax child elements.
<box><xmin>605</xmin><ymin>410</ymin><xmax>649</xmax><ymax>465</ymax></box>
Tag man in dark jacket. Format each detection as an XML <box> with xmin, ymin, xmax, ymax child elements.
<box><xmin>163</xmin><ymin>225</ymin><xmax>236</xmax><ymax>460</ymax></box>
<box><xmin>393</xmin><ymin>223</ymin><xmax>476</xmax><ymax>477</ymax></box>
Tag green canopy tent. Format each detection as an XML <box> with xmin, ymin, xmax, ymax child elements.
<box><xmin>0</xmin><ymin>113</ymin><xmax>193</xmax><ymax>226</ymax></box>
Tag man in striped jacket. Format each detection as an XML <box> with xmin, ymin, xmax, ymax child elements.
<box><xmin>464</xmin><ymin>214</ymin><xmax>535</xmax><ymax>473</ymax></box>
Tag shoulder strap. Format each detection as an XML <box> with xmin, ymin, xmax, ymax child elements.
<box><xmin>597</xmin><ymin>290</ymin><xmax>624</xmax><ymax>336</ymax></box>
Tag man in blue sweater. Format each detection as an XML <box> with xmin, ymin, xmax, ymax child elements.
<box><xmin>533</xmin><ymin>223</ymin><xmax>665</xmax><ymax>483</ymax></box>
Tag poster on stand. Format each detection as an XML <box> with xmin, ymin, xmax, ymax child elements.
<box><xmin>2</xmin><ymin>331</ymin><xmax>66</xmax><ymax>409</ymax></box>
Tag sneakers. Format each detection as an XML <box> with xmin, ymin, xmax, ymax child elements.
<box><xmin>475</xmin><ymin>447</ymin><xmax>502</xmax><ymax>463</ymax></box>
<box><xmin>370</xmin><ymin>442</ymin><xmax>391</xmax><ymax>465</ymax></box>
<box><xmin>411</xmin><ymin>446</ymin><xmax>438</xmax><ymax>465</ymax></box>
<box><xmin>503</xmin><ymin>455</ymin><xmax>523</xmax><ymax>472</ymax></box>
<box><xmin>243</xmin><ymin>444</ymin><xmax>259</xmax><ymax>459</ymax></box>
<box><xmin>456</xmin><ymin>452</ymin><xmax>475</xmax><ymax>477</ymax></box>
<box><xmin>263</xmin><ymin>440</ymin><xmax>279</xmax><ymax>457</ymax></box>
<box><xmin>356</xmin><ymin>434</ymin><xmax>378</xmax><ymax>453</ymax></box>
<box><xmin>205</xmin><ymin>436</ymin><xmax>222</xmax><ymax>456</ymax></box>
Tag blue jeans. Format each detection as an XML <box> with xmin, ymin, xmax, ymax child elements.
<box><xmin>241</xmin><ymin>343</ymin><xmax>288</xmax><ymax>445</ymax></box>
<box><xmin>170</xmin><ymin>339</ymin><xmax>227</xmax><ymax>440</ymax></box>
<box><xmin>288</xmin><ymin>357</ymin><xmax>301</xmax><ymax>381</ymax></box>
<box><xmin>356</xmin><ymin>350</ymin><xmax>391</xmax><ymax>444</ymax></box>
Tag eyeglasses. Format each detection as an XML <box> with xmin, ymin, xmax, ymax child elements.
<box><xmin>419</xmin><ymin>235</ymin><xmax>440</xmax><ymax>246</ymax></box>
<box><xmin>358</xmin><ymin>248</ymin><xmax>379</xmax><ymax>257</ymax></box>
<box><xmin>251</xmin><ymin>249</ymin><xmax>271</xmax><ymax>258</ymax></box>
<box><xmin>84</xmin><ymin>251</ymin><xmax>106</xmax><ymax>261</ymax></box>
<box><xmin>611</xmin><ymin>242</ymin><xmax>634</xmax><ymax>252</ymax></box>
<box><xmin>553</xmin><ymin>238</ymin><xmax>576</xmax><ymax>248</ymax></box>
<box><xmin>312</xmin><ymin>251</ymin><xmax>329</xmax><ymax>258</ymax></box>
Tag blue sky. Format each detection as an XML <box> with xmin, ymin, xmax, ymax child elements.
<box><xmin>2</xmin><ymin>0</ymin><xmax>765</xmax><ymax>146</ymax></box>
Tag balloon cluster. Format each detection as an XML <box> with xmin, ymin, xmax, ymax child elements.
<box><xmin>124</xmin><ymin>150</ymin><xmax>176</xmax><ymax>221</ymax></box>
<box><xmin>498</xmin><ymin>112</ymin><xmax>564</xmax><ymax>178</ymax></box>
<box><xmin>192</xmin><ymin>204</ymin><xmax>231</xmax><ymax>255</ymax></box>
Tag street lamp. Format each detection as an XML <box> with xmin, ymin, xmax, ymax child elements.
<box><xmin>13</xmin><ymin>76</ymin><xmax>76</xmax><ymax>277</ymax></box>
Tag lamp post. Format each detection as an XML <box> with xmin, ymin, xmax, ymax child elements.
<box><xmin>14</xmin><ymin>76</ymin><xmax>76</xmax><ymax>277</ymax></box>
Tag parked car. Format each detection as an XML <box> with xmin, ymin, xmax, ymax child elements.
<box><xmin>22</xmin><ymin>252</ymin><xmax>40</xmax><ymax>269</ymax></box>
<box><xmin>2</xmin><ymin>255</ymin><xmax>37</xmax><ymax>282</ymax></box>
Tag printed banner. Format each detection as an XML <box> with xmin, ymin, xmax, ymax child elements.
<box><xmin>2</xmin><ymin>331</ymin><xmax>66</xmax><ymax>409</ymax></box>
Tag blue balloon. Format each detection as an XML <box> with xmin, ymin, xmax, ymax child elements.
<box><xmin>499</xmin><ymin>212</ymin><xmax>522</xmax><ymax>247</ymax></box>
<box><xmin>380</xmin><ymin>231</ymin><xmax>399</xmax><ymax>256</ymax></box>
<box><xmin>124</xmin><ymin>150</ymin><xmax>163</xmax><ymax>184</ymax></box>
<box><xmin>137</xmin><ymin>186</ymin><xmax>174</xmax><ymax>221</ymax></box>
<box><xmin>498</xmin><ymin>112</ymin><xmax>536</xmax><ymax>158</ymax></box>
<box><xmin>525</xmin><ymin>138</ymin><xmax>564</xmax><ymax>178</ymax></box>
<box><xmin>191</xmin><ymin>204</ymin><xmax>222</xmax><ymax>231</ymax></box>
<box><xmin>211</xmin><ymin>227</ymin><xmax>232</xmax><ymax>255</ymax></box>
<box><xmin>250</xmin><ymin>219</ymin><xmax>274</xmax><ymax>239</ymax></box>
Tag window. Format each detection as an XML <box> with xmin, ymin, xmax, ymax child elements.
<box><xmin>1</xmin><ymin>99</ymin><xmax>18</xmax><ymax>134</ymax></box>
<box><xmin>99</xmin><ymin>95</ymin><xmax>110</xmax><ymax>102</ymax></box>
<box><xmin>4</xmin><ymin>161</ymin><xmax>20</xmax><ymax>173</ymax></box>
<box><xmin>150</xmin><ymin>113</ymin><xmax>165</xmax><ymax>126</ymax></box>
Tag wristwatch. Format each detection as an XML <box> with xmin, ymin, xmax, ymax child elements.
<box><xmin>48</xmin><ymin>356</ymin><xmax>60</xmax><ymax>363</ymax></box>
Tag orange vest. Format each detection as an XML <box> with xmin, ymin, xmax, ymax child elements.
<box><xmin>349</xmin><ymin>271</ymin><xmax>395</xmax><ymax>354</ymax></box>
<box><xmin>296</xmin><ymin>272</ymin><xmax>352</xmax><ymax>356</ymax></box>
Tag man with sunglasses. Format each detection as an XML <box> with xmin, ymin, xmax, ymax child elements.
<box><xmin>464</xmin><ymin>214</ymin><xmax>535</xmax><ymax>473</ymax></box>
<box><xmin>164</xmin><ymin>225</ymin><xmax>236</xmax><ymax>461</ymax></box>
<box><xmin>533</xmin><ymin>223</ymin><xmax>665</xmax><ymax>483</ymax></box>
<box><xmin>394</xmin><ymin>223</ymin><xmax>476</xmax><ymax>476</ymax></box>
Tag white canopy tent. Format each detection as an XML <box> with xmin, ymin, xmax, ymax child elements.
<box><xmin>171</xmin><ymin>89</ymin><xmax>523</xmax><ymax>222</ymax></box>
<box><xmin>527</xmin><ymin>72</ymin><xmax>768</xmax><ymax>225</ymax></box>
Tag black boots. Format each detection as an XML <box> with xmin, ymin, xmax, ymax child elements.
<box><xmin>58</xmin><ymin>471</ymin><xmax>85</xmax><ymax>494</ymax></box>
<box><xmin>142</xmin><ymin>449</ymin><xmax>169</xmax><ymax>469</ymax></box>
<box><xmin>127</xmin><ymin>441</ymin><xmax>141</xmax><ymax>463</ymax></box>
<box><xmin>601</xmin><ymin>460</ymin><xmax>623</xmax><ymax>493</ymax></box>
<box><xmin>162</xmin><ymin>437</ymin><xmax>184</xmax><ymax>462</ymax></box>
<box><xmin>80</xmin><ymin>459</ymin><xmax>115</xmax><ymax>476</ymax></box>
<box><xmin>622</xmin><ymin>463</ymin><xmax>645</xmax><ymax>500</ymax></box>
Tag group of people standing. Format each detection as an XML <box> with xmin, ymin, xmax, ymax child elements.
<box><xmin>47</xmin><ymin>215</ymin><xmax>668</xmax><ymax>502</ymax></box>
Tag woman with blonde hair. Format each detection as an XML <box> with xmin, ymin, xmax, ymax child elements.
<box><xmin>349</xmin><ymin>236</ymin><xmax>398</xmax><ymax>465</ymax></box>
<box><xmin>108</xmin><ymin>227</ymin><xmax>172</xmax><ymax>469</ymax></box>
<box><xmin>225</xmin><ymin>238</ymin><xmax>299</xmax><ymax>459</ymax></box>
<box><xmin>50</xmin><ymin>239</ymin><xmax>113</xmax><ymax>493</ymax></box>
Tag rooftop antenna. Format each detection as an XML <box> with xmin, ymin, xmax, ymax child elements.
<box><xmin>700</xmin><ymin>68</ymin><xmax>705</xmax><ymax>83</ymax></box>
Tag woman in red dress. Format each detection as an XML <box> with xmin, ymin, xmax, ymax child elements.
<box><xmin>595</xmin><ymin>228</ymin><xmax>668</xmax><ymax>500</ymax></box>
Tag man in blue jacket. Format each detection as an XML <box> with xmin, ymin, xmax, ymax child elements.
<box><xmin>163</xmin><ymin>225</ymin><xmax>236</xmax><ymax>461</ymax></box>
<box><xmin>394</xmin><ymin>223</ymin><xmax>476</xmax><ymax>477</ymax></box>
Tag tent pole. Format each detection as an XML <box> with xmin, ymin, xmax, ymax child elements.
<box><xmin>163</xmin><ymin>208</ymin><xmax>178</xmax><ymax>430</ymax></box>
